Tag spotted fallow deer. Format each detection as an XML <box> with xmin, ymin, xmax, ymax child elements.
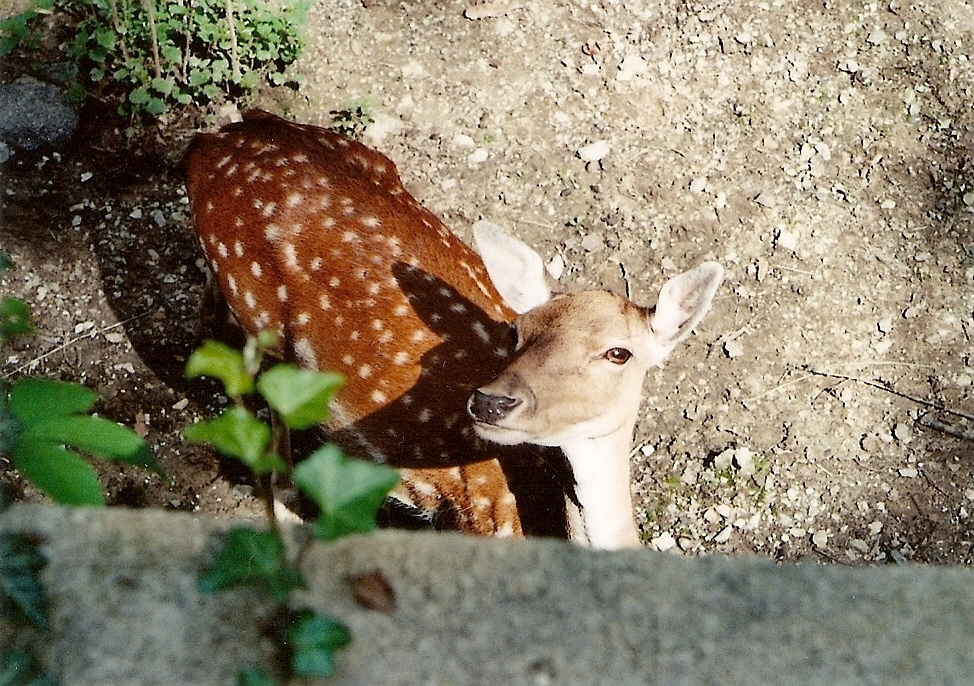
<box><xmin>184</xmin><ymin>110</ymin><xmax>723</xmax><ymax>550</ymax></box>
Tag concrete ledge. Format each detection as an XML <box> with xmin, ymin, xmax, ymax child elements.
<box><xmin>2</xmin><ymin>505</ymin><xmax>972</xmax><ymax>685</ymax></box>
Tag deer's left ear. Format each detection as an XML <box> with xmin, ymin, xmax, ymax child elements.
<box><xmin>650</xmin><ymin>262</ymin><xmax>724</xmax><ymax>346</ymax></box>
<box><xmin>473</xmin><ymin>220</ymin><xmax>552</xmax><ymax>314</ymax></box>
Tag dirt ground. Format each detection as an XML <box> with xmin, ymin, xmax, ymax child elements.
<box><xmin>2</xmin><ymin>0</ymin><xmax>972</xmax><ymax>564</ymax></box>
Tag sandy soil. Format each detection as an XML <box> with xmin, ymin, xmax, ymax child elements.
<box><xmin>2</xmin><ymin>0</ymin><xmax>972</xmax><ymax>564</ymax></box>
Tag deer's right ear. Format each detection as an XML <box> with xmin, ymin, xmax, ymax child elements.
<box><xmin>650</xmin><ymin>262</ymin><xmax>724</xmax><ymax>346</ymax></box>
<box><xmin>473</xmin><ymin>220</ymin><xmax>551</xmax><ymax>314</ymax></box>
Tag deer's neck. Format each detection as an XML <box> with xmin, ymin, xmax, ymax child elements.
<box><xmin>561</xmin><ymin>424</ymin><xmax>640</xmax><ymax>550</ymax></box>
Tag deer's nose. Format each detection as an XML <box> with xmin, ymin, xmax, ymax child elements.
<box><xmin>467</xmin><ymin>390</ymin><xmax>522</xmax><ymax>423</ymax></box>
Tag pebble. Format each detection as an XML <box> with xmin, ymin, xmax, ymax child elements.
<box><xmin>898</xmin><ymin>467</ymin><xmax>918</xmax><ymax>478</ymax></box>
<box><xmin>689</xmin><ymin>176</ymin><xmax>708</xmax><ymax>194</ymax></box>
<box><xmin>577</xmin><ymin>140</ymin><xmax>610</xmax><ymax>162</ymax></box>
<box><xmin>893</xmin><ymin>423</ymin><xmax>911</xmax><ymax>442</ymax></box>
<box><xmin>651</xmin><ymin>531</ymin><xmax>677</xmax><ymax>551</ymax></box>
<box><xmin>172</xmin><ymin>398</ymin><xmax>189</xmax><ymax>411</ymax></box>
<box><xmin>812</xmin><ymin>530</ymin><xmax>829</xmax><ymax>547</ymax></box>
<box><xmin>467</xmin><ymin>148</ymin><xmax>488</xmax><ymax>164</ymax></box>
<box><xmin>545</xmin><ymin>254</ymin><xmax>565</xmax><ymax>280</ymax></box>
<box><xmin>775</xmin><ymin>228</ymin><xmax>798</xmax><ymax>252</ymax></box>
<box><xmin>580</xmin><ymin>233</ymin><xmax>604</xmax><ymax>251</ymax></box>
<box><xmin>723</xmin><ymin>339</ymin><xmax>743</xmax><ymax>359</ymax></box>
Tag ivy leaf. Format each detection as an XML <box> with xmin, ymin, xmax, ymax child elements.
<box><xmin>256</xmin><ymin>364</ymin><xmax>343</xmax><ymax>430</ymax></box>
<box><xmin>199</xmin><ymin>527</ymin><xmax>304</xmax><ymax>603</ymax></box>
<box><xmin>182</xmin><ymin>407</ymin><xmax>285</xmax><ymax>474</ymax></box>
<box><xmin>1</xmin><ymin>297</ymin><xmax>33</xmax><ymax>338</ymax></box>
<box><xmin>235</xmin><ymin>667</ymin><xmax>275</xmax><ymax>686</ymax></box>
<box><xmin>288</xmin><ymin>611</ymin><xmax>352</xmax><ymax>678</ymax></box>
<box><xmin>8</xmin><ymin>377</ymin><xmax>98</xmax><ymax>420</ymax></box>
<box><xmin>0</xmin><ymin>533</ymin><xmax>48</xmax><ymax>629</ymax></box>
<box><xmin>22</xmin><ymin>415</ymin><xmax>158</xmax><ymax>472</ymax></box>
<box><xmin>293</xmin><ymin>444</ymin><xmax>398</xmax><ymax>542</ymax></box>
<box><xmin>8</xmin><ymin>378</ymin><xmax>159</xmax><ymax>474</ymax></box>
<box><xmin>11</xmin><ymin>439</ymin><xmax>105</xmax><ymax>506</ymax></box>
<box><xmin>185</xmin><ymin>339</ymin><xmax>254</xmax><ymax>399</ymax></box>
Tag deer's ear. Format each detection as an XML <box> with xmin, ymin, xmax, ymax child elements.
<box><xmin>473</xmin><ymin>220</ymin><xmax>551</xmax><ymax>314</ymax></box>
<box><xmin>650</xmin><ymin>262</ymin><xmax>723</xmax><ymax>346</ymax></box>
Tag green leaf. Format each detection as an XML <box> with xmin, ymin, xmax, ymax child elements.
<box><xmin>0</xmin><ymin>251</ymin><xmax>12</xmax><ymax>272</ymax></box>
<box><xmin>129</xmin><ymin>86</ymin><xmax>149</xmax><ymax>105</ymax></box>
<box><xmin>182</xmin><ymin>407</ymin><xmax>285</xmax><ymax>474</ymax></box>
<box><xmin>11</xmin><ymin>439</ymin><xmax>105</xmax><ymax>506</ymax></box>
<box><xmin>185</xmin><ymin>340</ymin><xmax>254</xmax><ymax>399</ymax></box>
<box><xmin>0</xmin><ymin>533</ymin><xmax>48</xmax><ymax>629</ymax></box>
<box><xmin>288</xmin><ymin>611</ymin><xmax>352</xmax><ymax>679</ymax></box>
<box><xmin>8</xmin><ymin>378</ymin><xmax>98</xmax><ymax>422</ymax></box>
<box><xmin>235</xmin><ymin>667</ymin><xmax>276</xmax><ymax>686</ymax></box>
<box><xmin>22</xmin><ymin>415</ymin><xmax>157</xmax><ymax>472</ymax></box>
<box><xmin>198</xmin><ymin>527</ymin><xmax>304</xmax><ymax>603</ymax></box>
<box><xmin>256</xmin><ymin>365</ymin><xmax>343</xmax><ymax>430</ymax></box>
<box><xmin>293</xmin><ymin>444</ymin><xmax>398</xmax><ymax>542</ymax></box>
<box><xmin>1</xmin><ymin>297</ymin><xmax>33</xmax><ymax>338</ymax></box>
<box><xmin>94</xmin><ymin>26</ymin><xmax>115</xmax><ymax>50</ymax></box>
<box><xmin>145</xmin><ymin>97</ymin><xmax>166</xmax><ymax>116</ymax></box>
<box><xmin>151</xmin><ymin>76</ymin><xmax>174</xmax><ymax>95</ymax></box>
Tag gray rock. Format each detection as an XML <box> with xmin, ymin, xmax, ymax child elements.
<box><xmin>0</xmin><ymin>75</ymin><xmax>78</xmax><ymax>151</ymax></box>
<box><xmin>2</xmin><ymin>505</ymin><xmax>972</xmax><ymax>685</ymax></box>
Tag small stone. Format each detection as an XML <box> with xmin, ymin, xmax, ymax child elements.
<box><xmin>545</xmin><ymin>254</ymin><xmax>565</xmax><ymax>280</ymax></box>
<box><xmin>80</xmin><ymin>171</ymin><xmax>93</xmax><ymax>182</ymax></box>
<box><xmin>849</xmin><ymin>538</ymin><xmax>869</xmax><ymax>553</ymax></box>
<box><xmin>898</xmin><ymin>467</ymin><xmax>918</xmax><ymax>478</ymax></box>
<box><xmin>651</xmin><ymin>531</ymin><xmax>677</xmax><ymax>551</ymax></box>
<box><xmin>868</xmin><ymin>520</ymin><xmax>883</xmax><ymax>536</ymax></box>
<box><xmin>467</xmin><ymin>148</ymin><xmax>488</xmax><ymax>164</ymax></box>
<box><xmin>172</xmin><ymin>398</ymin><xmax>189</xmax><ymax>411</ymax></box>
<box><xmin>713</xmin><ymin>449</ymin><xmax>734</xmax><ymax>470</ymax></box>
<box><xmin>580</xmin><ymin>233</ymin><xmax>604</xmax><ymax>252</ymax></box>
<box><xmin>811</xmin><ymin>530</ymin><xmax>829</xmax><ymax>547</ymax></box>
<box><xmin>866</xmin><ymin>29</ymin><xmax>887</xmax><ymax>45</ymax></box>
<box><xmin>713</xmin><ymin>526</ymin><xmax>733</xmax><ymax>543</ymax></box>
<box><xmin>105</xmin><ymin>332</ymin><xmax>126</xmax><ymax>344</ymax></box>
<box><xmin>129</xmin><ymin>208</ymin><xmax>143</xmax><ymax>219</ymax></box>
<box><xmin>577</xmin><ymin>140</ymin><xmax>610</xmax><ymax>162</ymax></box>
<box><xmin>689</xmin><ymin>176</ymin><xmax>708</xmax><ymax>194</ymax></box>
<box><xmin>880</xmin><ymin>199</ymin><xmax>896</xmax><ymax>209</ymax></box>
<box><xmin>893</xmin><ymin>423</ymin><xmax>911</xmax><ymax>442</ymax></box>
<box><xmin>877</xmin><ymin>317</ymin><xmax>892</xmax><ymax>333</ymax></box>
<box><xmin>723</xmin><ymin>339</ymin><xmax>744</xmax><ymax>359</ymax></box>
<box><xmin>774</xmin><ymin>228</ymin><xmax>798</xmax><ymax>252</ymax></box>
<box><xmin>453</xmin><ymin>134</ymin><xmax>476</xmax><ymax>148</ymax></box>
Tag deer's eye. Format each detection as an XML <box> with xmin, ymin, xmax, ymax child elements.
<box><xmin>604</xmin><ymin>347</ymin><xmax>632</xmax><ymax>365</ymax></box>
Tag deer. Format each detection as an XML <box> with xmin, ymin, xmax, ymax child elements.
<box><xmin>183</xmin><ymin>110</ymin><xmax>723</xmax><ymax>550</ymax></box>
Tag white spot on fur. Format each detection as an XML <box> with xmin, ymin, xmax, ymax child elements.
<box><xmin>251</xmin><ymin>261</ymin><xmax>263</xmax><ymax>277</ymax></box>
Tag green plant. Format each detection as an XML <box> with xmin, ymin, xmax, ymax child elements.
<box><xmin>3</xmin><ymin>0</ymin><xmax>309</xmax><ymax>116</ymax></box>
<box><xmin>1</xmin><ymin>254</ymin><xmax>157</xmax><ymax>505</ymax></box>
<box><xmin>0</xmin><ymin>0</ymin><xmax>53</xmax><ymax>57</ymax></box>
<box><xmin>184</xmin><ymin>335</ymin><xmax>398</xmax><ymax>682</ymax></box>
